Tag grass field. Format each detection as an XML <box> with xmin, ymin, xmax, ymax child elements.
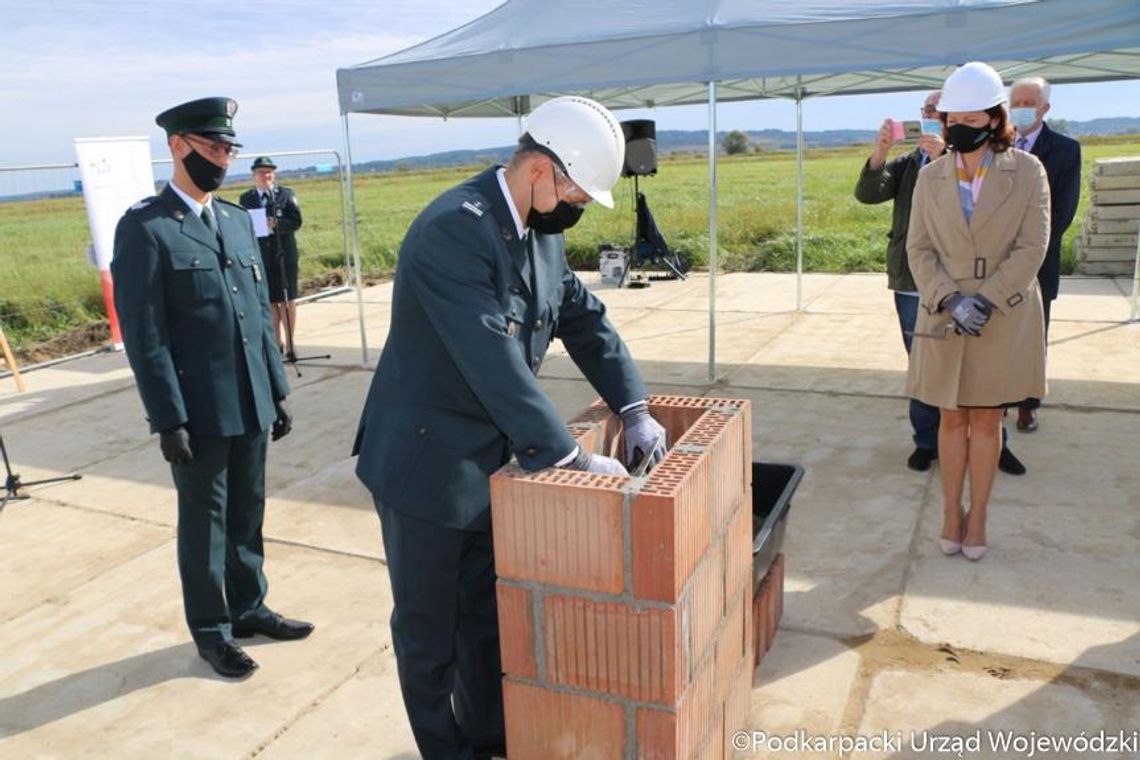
<box><xmin>2</xmin><ymin>137</ymin><xmax>1137</xmax><ymax>354</ymax></box>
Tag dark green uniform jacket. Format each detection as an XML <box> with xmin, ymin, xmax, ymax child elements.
<box><xmin>353</xmin><ymin>167</ymin><xmax>648</xmax><ymax>530</ymax></box>
<box><xmin>112</xmin><ymin>185</ymin><xmax>290</xmax><ymax>437</ymax></box>
<box><xmin>855</xmin><ymin>150</ymin><xmax>929</xmax><ymax>292</ymax></box>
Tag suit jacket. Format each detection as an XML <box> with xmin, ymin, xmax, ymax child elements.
<box><xmin>238</xmin><ymin>185</ymin><xmax>302</xmax><ymax>262</ymax></box>
<box><xmin>1025</xmin><ymin>123</ymin><xmax>1081</xmax><ymax>302</ymax></box>
<box><xmin>854</xmin><ymin>149</ymin><xmax>930</xmax><ymax>292</ymax></box>
<box><xmin>906</xmin><ymin>149</ymin><xmax>1050</xmax><ymax>409</ymax></box>
<box><xmin>112</xmin><ymin>185</ymin><xmax>290</xmax><ymax>437</ymax></box>
<box><xmin>353</xmin><ymin>166</ymin><xmax>648</xmax><ymax>530</ymax></box>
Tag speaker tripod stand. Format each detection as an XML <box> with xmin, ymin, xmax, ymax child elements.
<box><xmin>617</xmin><ymin>175</ymin><xmax>690</xmax><ymax>288</ymax></box>
<box><xmin>0</xmin><ymin>433</ymin><xmax>81</xmax><ymax>512</ymax></box>
<box><xmin>266</xmin><ymin>191</ymin><xmax>329</xmax><ymax>378</ymax></box>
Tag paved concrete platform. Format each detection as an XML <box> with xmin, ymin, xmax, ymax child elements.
<box><xmin>1</xmin><ymin>272</ymin><xmax>1137</xmax><ymax>758</ymax></box>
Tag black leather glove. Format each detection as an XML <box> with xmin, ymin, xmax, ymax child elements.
<box><xmin>159</xmin><ymin>426</ymin><xmax>193</xmax><ymax>464</ymax></box>
<box><xmin>272</xmin><ymin>398</ymin><xmax>293</xmax><ymax>441</ymax></box>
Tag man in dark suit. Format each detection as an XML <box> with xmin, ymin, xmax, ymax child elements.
<box><xmin>239</xmin><ymin>156</ymin><xmax>303</xmax><ymax>358</ymax></box>
<box><xmin>112</xmin><ymin>97</ymin><xmax>313</xmax><ymax>680</ymax></box>
<box><xmin>1009</xmin><ymin>77</ymin><xmax>1083</xmax><ymax>431</ymax></box>
<box><xmin>353</xmin><ymin>96</ymin><xmax>667</xmax><ymax>760</ymax></box>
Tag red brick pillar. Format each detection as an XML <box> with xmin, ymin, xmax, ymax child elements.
<box><xmin>491</xmin><ymin>395</ymin><xmax>754</xmax><ymax>759</ymax></box>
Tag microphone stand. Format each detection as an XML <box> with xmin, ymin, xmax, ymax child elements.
<box><xmin>265</xmin><ymin>186</ymin><xmax>329</xmax><ymax>378</ymax></box>
<box><xmin>0</xmin><ymin>433</ymin><xmax>81</xmax><ymax>512</ymax></box>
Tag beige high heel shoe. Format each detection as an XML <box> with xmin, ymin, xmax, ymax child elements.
<box><xmin>962</xmin><ymin>544</ymin><xmax>987</xmax><ymax>561</ymax></box>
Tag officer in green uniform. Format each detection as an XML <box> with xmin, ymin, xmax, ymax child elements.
<box><xmin>238</xmin><ymin>156</ymin><xmax>304</xmax><ymax>357</ymax></box>
<box><xmin>352</xmin><ymin>96</ymin><xmax>668</xmax><ymax>759</ymax></box>
<box><xmin>112</xmin><ymin>97</ymin><xmax>313</xmax><ymax>680</ymax></box>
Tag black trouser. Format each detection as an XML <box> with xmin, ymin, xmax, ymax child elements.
<box><xmin>1020</xmin><ymin>296</ymin><xmax>1053</xmax><ymax>411</ymax></box>
<box><xmin>170</xmin><ymin>429</ymin><xmax>271</xmax><ymax>649</ymax></box>
<box><xmin>377</xmin><ymin>503</ymin><xmax>505</xmax><ymax>760</ymax></box>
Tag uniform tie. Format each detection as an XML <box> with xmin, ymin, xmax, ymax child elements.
<box><xmin>1016</xmin><ymin>136</ymin><xmax>1028</xmax><ymax>151</ymax></box>
<box><xmin>201</xmin><ymin>205</ymin><xmax>216</xmax><ymax>232</ymax></box>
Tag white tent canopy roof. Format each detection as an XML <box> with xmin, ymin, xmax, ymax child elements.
<box><xmin>337</xmin><ymin>0</ymin><xmax>1140</xmax><ymax>117</ymax></box>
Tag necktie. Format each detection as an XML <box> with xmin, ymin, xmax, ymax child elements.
<box><xmin>1016</xmin><ymin>137</ymin><xmax>1028</xmax><ymax>151</ymax></box>
<box><xmin>201</xmin><ymin>205</ymin><xmax>222</xmax><ymax>247</ymax></box>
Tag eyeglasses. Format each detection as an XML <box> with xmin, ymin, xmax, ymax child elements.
<box><xmin>553</xmin><ymin>164</ymin><xmax>584</xmax><ymax>199</ymax></box>
<box><xmin>181</xmin><ymin>134</ymin><xmax>240</xmax><ymax>159</ymax></box>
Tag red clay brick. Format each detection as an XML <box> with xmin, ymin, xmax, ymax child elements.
<box><xmin>683</xmin><ymin>543</ymin><xmax>725</xmax><ymax>680</ymax></box>
<box><xmin>491</xmin><ymin>467</ymin><xmax>626</xmax><ymax>594</ymax></box>
<box><xmin>497</xmin><ymin>583</ymin><xmax>536</xmax><ymax>679</ymax></box>
<box><xmin>637</xmin><ymin>708</ymin><xmax>678</xmax><ymax>760</ymax></box>
<box><xmin>632</xmin><ymin>452</ymin><xmax>710</xmax><ymax>603</ymax></box>
<box><xmin>675</xmin><ymin>410</ymin><xmax>745</xmax><ymax>532</ymax></box>
<box><xmin>503</xmin><ymin>680</ymin><xmax>625</xmax><ymax>759</ymax></box>
<box><xmin>722</xmin><ymin>660</ymin><xmax>752</xmax><ymax>760</ymax></box>
<box><xmin>678</xmin><ymin>661</ymin><xmax>718</xmax><ymax>759</ymax></box>
<box><xmin>544</xmin><ymin>594</ymin><xmax>681</xmax><ymax>705</ymax></box>
<box><xmin>722</xmin><ymin>503</ymin><xmax>751</xmax><ymax>608</ymax></box>
<box><xmin>715</xmin><ymin>591</ymin><xmax>746</xmax><ymax>701</ymax></box>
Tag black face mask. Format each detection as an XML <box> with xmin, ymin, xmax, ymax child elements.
<box><xmin>528</xmin><ymin>200</ymin><xmax>585</xmax><ymax>234</ymax></box>
<box><xmin>527</xmin><ymin>164</ymin><xmax>586</xmax><ymax>234</ymax></box>
<box><xmin>946</xmin><ymin>123</ymin><xmax>991</xmax><ymax>154</ymax></box>
<box><xmin>183</xmin><ymin>148</ymin><xmax>227</xmax><ymax>192</ymax></box>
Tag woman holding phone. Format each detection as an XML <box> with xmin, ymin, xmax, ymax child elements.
<box><xmin>906</xmin><ymin>61</ymin><xmax>1049</xmax><ymax>561</ymax></box>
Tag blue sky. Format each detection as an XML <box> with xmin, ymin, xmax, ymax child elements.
<box><xmin>3</xmin><ymin>0</ymin><xmax>1139</xmax><ymax>169</ymax></box>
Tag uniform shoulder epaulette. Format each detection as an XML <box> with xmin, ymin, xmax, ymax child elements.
<box><xmin>127</xmin><ymin>196</ymin><xmax>159</xmax><ymax>212</ymax></box>
<box><xmin>215</xmin><ymin>196</ymin><xmax>245</xmax><ymax>209</ymax></box>
<box><xmin>459</xmin><ymin>199</ymin><xmax>486</xmax><ymax>218</ymax></box>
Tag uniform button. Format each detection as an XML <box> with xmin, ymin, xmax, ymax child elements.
<box><xmin>226</xmin><ymin>259</ymin><xmax>233</xmax><ymax>267</ymax></box>
<box><xmin>418</xmin><ymin>427</ymin><xmax>427</xmax><ymax>435</ymax></box>
<box><xmin>533</xmin><ymin>355</ymin><xmax>540</xmax><ymax>364</ymax></box>
<box><xmin>243</xmin><ymin>338</ymin><xmax>249</xmax><ymax>345</ymax></box>
<box><xmin>510</xmin><ymin>286</ymin><xmax>521</xmax><ymax>294</ymax></box>
<box><xmin>238</xmin><ymin>311</ymin><xmax>245</xmax><ymax>319</ymax></box>
<box><xmin>535</xmin><ymin>319</ymin><xmax>543</xmax><ymax>328</ymax></box>
<box><xmin>525</xmin><ymin>447</ymin><xmax>537</xmax><ymax>457</ymax></box>
<box><xmin>232</xmin><ymin>286</ymin><xmax>239</xmax><ymax>293</ymax></box>
<box><xmin>191</xmin><ymin>258</ymin><xmax>199</xmax><ymax>266</ymax></box>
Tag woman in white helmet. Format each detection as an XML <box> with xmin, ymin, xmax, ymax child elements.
<box><xmin>906</xmin><ymin>61</ymin><xmax>1050</xmax><ymax>561</ymax></box>
<box><xmin>352</xmin><ymin>95</ymin><xmax>666</xmax><ymax>760</ymax></box>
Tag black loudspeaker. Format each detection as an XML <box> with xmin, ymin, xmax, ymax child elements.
<box><xmin>621</xmin><ymin>119</ymin><xmax>657</xmax><ymax>177</ymax></box>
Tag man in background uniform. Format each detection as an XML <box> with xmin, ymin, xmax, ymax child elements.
<box><xmin>112</xmin><ymin>97</ymin><xmax>312</xmax><ymax>680</ymax></box>
<box><xmin>1008</xmin><ymin>77</ymin><xmax>1082</xmax><ymax>432</ymax></box>
<box><xmin>352</xmin><ymin>96</ymin><xmax>668</xmax><ymax>759</ymax></box>
<box><xmin>239</xmin><ymin>155</ymin><xmax>303</xmax><ymax>359</ymax></box>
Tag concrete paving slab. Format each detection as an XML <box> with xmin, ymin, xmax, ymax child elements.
<box><xmin>856</xmin><ymin>668</ymin><xmax>1140</xmax><ymax>760</ymax></box>
<box><xmin>660</xmin><ymin>272</ymin><xmax>843</xmax><ymax>314</ymax></box>
<box><xmin>802</xmin><ymin>273</ymin><xmax>897</xmax><ymax>316</ymax></box>
<box><xmin>1052</xmin><ymin>276</ymin><xmax>1134</xmax><ymax>323</ymax></box>
<box><xmin>717</xmin><ymin>387</ymin><xmax>927</xmax><ymax>638</ymax></box>
<box><xmin>578</xmin><ymin>271</ymin><xmax>703</xmax><ymax>310</ymax></box>
<box><xmin>256</xmin><ymin>648</ymin><xmax>419</xmax><ymax>760</ymax></box>
<box><xmin>741</xmin><ymin>631</ymin><xmax>862</xmax><ymax>757</ymax></box>
<box><xmin>901</xmin><ymin>410</ymin><xmax>1140</xmax><ymax>677</ymax></box>
<box><xmin>0</xmin><ymin>352</ymin><xmax>136</xmax><ymax>424</ymax></box>
<box><xmin>1043</xmin><ymin>321</ymin><xmax>1140</xmax><ymax>410</ymax></box>
<box><xmin>0</xmin><ymin>540</ymin><xmax>391</xmax><ymax>759</ymax></box>
<box><xmin>0</xmin><ymin>499</ymin><xmax>171</xmax><ymax>623</ymax></box>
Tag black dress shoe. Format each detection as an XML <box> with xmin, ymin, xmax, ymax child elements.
<box><xmin>233</xmin><ymin>612</ymin><xmax>314</xmax><ymax>641</ymax></box>
<box><xmin>474</xmin><ymin>745</ymin><xmax>507</xmax><ymax>760</ymax></box>
<box><xmin>907</xmin><ymin>447</ymin><xmax>938</xmax><ymax>472</ymax></box>
<box><xmin>998</xmin><ymin>447</ymin><xmax>1027</xmax><ymax>476</ymax></box>
<box><xmin>199</xmin><ymin>642</ymin><xmax>258</xmax><ymax>679</ymax></box>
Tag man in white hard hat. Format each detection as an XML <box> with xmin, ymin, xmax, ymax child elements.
<box><xmin>352</xmin><ymin>96</ymin><xmax>666</xmax><ymax>760</ymax></box>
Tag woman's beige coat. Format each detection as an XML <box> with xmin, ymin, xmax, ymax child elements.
<box><xmin>906</xmin><ymin>148</ymin><xmax>1050</xmax><ymax>409</ymax></box>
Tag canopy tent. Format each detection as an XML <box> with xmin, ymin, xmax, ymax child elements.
<box><xmin>335</xmin><ymin>0</ymin><xmax>1140</xmax><ymax>371</ymax></box>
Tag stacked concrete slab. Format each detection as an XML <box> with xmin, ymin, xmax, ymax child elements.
<box><xmin>490</xmin><ymin>395</ymin><xmax>756</xmax><ymax>759</ymax></box>
<box><xmin>1076</xmin><ymin>157</ymin><xmax>1140</xmax><ymax>275</ymax></box>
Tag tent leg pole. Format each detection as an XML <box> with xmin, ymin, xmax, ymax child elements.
<box><xmin>341</xmin><ymin>113</ymin><xmax>369</xmax><ymax>365</ymax></box>
<box><xmin>795</xmin><ymin>82</ymin><xmax>805</xmax><ymax>312</ymax></box>
<box><xmin>1131</xmin><ymin>233</ymin><xmax>1140</xmax><ymax>322</ymax></box>
<box><xmin>708</xmin><ymin>81</ymin><xmax>718</xmax><ymax>384</ymax></box>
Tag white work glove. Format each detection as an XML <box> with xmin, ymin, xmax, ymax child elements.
<box><xmin>563</xmin><ymin>448</ymin><xmax>629</xmax><ymax>476</ymax></box>
<box><xmin>620</xmin><ymin>402</ymin><xmax>667</xmax><ymax>471</ymax></box>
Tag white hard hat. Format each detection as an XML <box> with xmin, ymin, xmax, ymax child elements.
<box><xmin>524</xmin><ymin>96</ymin><xmax>625</xmax><ymax>208</ymax></box>
<box><xmin>937</xmin><ymin>62</ymin><xmax>1008</xmax><ymax>112</ymax></box>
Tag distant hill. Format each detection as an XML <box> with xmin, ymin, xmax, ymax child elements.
<box><xmin>346</xmin><ymin>116</ymin><xmax>1140</xmax><ymax>175</ymax></box>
